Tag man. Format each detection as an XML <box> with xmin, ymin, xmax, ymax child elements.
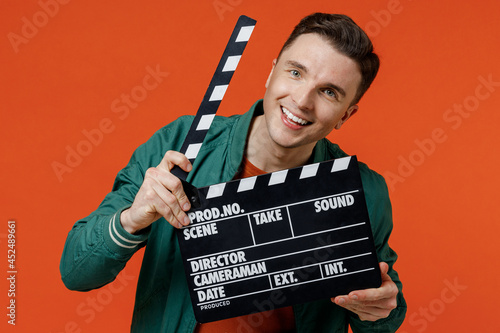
<box><xmin>61</xmin><ymin>13</ymin><xmax>406</xmax><ymax>332</ymax></box>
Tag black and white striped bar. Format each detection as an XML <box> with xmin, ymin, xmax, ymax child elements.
<box><xmin>176</xmin><ymin>156</ymin><xmax>382</xmax><ymax>323</ymax></box>
<box><xmin>171</xmin><ymin>15</ymin><xmax>256</xmax><ymax>181</ymax></box>
<box><xmin>205</xmin><ymin>156</ymin><xmax>353</xmax><ymax>199</ymax></box>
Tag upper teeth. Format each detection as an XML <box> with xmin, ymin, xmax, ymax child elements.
<box><xmin>282</xmin><ymin>108</ymin><xmax>308</xmax><ymax>125</ymax></box>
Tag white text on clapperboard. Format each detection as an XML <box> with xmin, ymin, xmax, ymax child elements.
<box><xmin>182</xmin><ymin>194</ymin><xmax>357</xmax><ymax>305</ymax></box>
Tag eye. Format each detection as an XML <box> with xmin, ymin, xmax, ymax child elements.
<box><xmin>290</xmin><ymin>69</ymin><xmax>300</xmax><ymax>78</ymax></box>
<box><xmin>324</xmin><ymin>89</ymin><xmax>337</xmax><ymax>99</ymax></box>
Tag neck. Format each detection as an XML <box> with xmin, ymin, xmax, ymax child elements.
<box><xmin>245</xmin><ymin>115</ymin><xmax>315</xmax><ymax>172</ymax></box>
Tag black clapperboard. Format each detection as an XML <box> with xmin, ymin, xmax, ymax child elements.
<box><xmin>172</xmin><ymin>16</ymin><xmax>381</xmax><ymax>323</ymax></box>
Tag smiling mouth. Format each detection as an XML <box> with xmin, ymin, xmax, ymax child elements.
<box><xmin>281</xmin><ymin>107</ymin><xmax>310</xmax><ymax>126</ymax></box>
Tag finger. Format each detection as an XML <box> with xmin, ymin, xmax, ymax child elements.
<box><xmin>346</xmin><ymin>301</ymin><xmax>394</xmax><ymax>320</ymax></box>
<box><xmin>157</xmin><ymin>151</ymin><xmax>193</xmax><ymax>212</ymax></box>
<box><xmin>344</xmin><ymin>294</ymin><xmax>397</xmax><ymax>309</ymax></box>
<box><xmin>333</xmin><ymin>297</ymin><xmax>394</xmax><ymax>321</ymax></box>
<box><xmin>346</xmin><ymin>263</ymin><xmax>397</xmax><ymax>302</ymax></box>
<box><xmin>346</xmin><ymin>306</ymin><xmax>389</xmax><ymax>322</ymax></box>
<box><xmin>163</xmin><ymin>168</ymin><xmax>192</xmax><ymax>209</ymax></box>
<box><xmin>348</xmin><ymin>283</ymin><xmax>398</xmax><ymax>303</ymax></box>
<box><xmin>144</xmin><ymin>167</ymin><xmax>190</xmax><ymax>228</ymax></box>
<box><xmin>158</xmin><ymin>150</ymin><xmax>192</xmax><ymax>173</ymax></box>
<box><xmin>332</xmin><ymin>295</ymin><xmax>347</xmax><ymax>305</ymax></box>
<box><xmin>379</xmin><ymin>261</ymin><xmax>389</xmax><ymax>276</ymax></box>
<box><xmin>379</xmin><ymin>262</ymin><xmax>394</xmax><ymax>285</ymax></box>
<box><xmin>148</xmin><ymin>182</ymin><xmax>186</xmax><ymax>228</ymax></box>
<box><xmin>150</xmin><ymin>163</ymin><xmax>192</xmax><ymax>212</ymax></box>
<box><xmin>156</xmin><ymin>174</ymin><xmax>192</xmax><ymax>226</ymax></box>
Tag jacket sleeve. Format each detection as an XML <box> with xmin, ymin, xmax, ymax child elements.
<box><xmin>59</xmin><ymin>133</ymin><xmax>162</xmax><ymax>291</ymax></box>
<box><xmin>348</xmin><ymin>167</ymin><xmax>407</xmax><ymax>332</ymax></box>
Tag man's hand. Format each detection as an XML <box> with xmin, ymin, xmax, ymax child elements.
<box><xmin>332</xmin><ymin>262</ymin><xmax>398</xmax><ymax>321</ymax></box>
<box><xmin>120</xmin><ymin>150</ymin><xmax>193</xmax><ymax>234</ymax></box>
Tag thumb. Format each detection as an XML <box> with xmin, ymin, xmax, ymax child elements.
<box><xmin>379</xmin><ymin>262</ymin><xmax>390</xmax><ymax>279</ymax></box>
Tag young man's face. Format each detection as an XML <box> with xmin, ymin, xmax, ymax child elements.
<box><xmin>262</xmin><ymin>33</ymin><xmax>362</xmax><ymax>150</ymax></box>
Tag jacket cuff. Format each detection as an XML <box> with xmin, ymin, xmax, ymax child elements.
<box><xmin>104</xmin><ymin>207</ymin><xmax>150</xmax><ymax>256</ymax></box>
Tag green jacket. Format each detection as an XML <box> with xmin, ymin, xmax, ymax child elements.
<box><xmin>60</xmin><ymin>100</ymin><xmax>406</xmax><ymax>332</ymax></box>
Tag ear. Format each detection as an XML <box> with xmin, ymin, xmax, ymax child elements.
<box><xmin>265</xmin><ymin>59</ymin><xmax>277</xmax><ymax>88</ymax></box>
<box><xmin>334</xmin><ymin>105</ymin><xmax>358</xmax><ymax>130</ymax></box>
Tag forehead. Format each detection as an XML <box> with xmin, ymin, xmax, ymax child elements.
<box><xmin>277</xmin><ymin>33</ymin><xmax>361</xmax><ymax>97</ymax></box>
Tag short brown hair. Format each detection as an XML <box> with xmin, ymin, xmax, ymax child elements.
<box><xmin>277</xmin><ymin>13</ymin><xmax>379</xmax><ymax>105</ymax></box>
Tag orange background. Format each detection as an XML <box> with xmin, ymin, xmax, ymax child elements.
<box><xmin>2</xmin><ymin>0</ymin><xmax>499</xmax><ymax>332</ymax></box>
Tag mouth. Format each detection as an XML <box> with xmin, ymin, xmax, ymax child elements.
<box><xmin>281</xmin><ymin>107</ymin><xmax>310</xmax><ymax>126</ymax></box>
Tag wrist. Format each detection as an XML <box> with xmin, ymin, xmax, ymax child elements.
<box><xmin>105</xmin><ymin>207</ymin><xmax>150</xmax><ymax>254</ymax></box>
<box><xmin>120</xmin><ymin>209</ymin><xmax>140</xmax><ymax>235</ymax></box>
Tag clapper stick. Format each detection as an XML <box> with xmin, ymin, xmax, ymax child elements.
<box><xmin>170</xmin><ymin>15</ymin><xmax>256</xmax><ymax>207</ymax></box>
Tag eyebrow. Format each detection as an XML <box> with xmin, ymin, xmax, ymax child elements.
<box><xmin>285</xmin><ymin>60</ymin><xmax>347</xmax><ymax>98</ymax></box>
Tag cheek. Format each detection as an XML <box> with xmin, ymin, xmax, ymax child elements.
<box><xmin>266</xmin><ymin>75</ymin><xmax>290</xmax><ymax>96</ymax></box>
<box><xmin>316</xmin><ymin>110</ymin><xmax>343</xmax><ymax>131</ymax></box>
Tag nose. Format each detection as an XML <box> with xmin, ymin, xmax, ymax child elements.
<box><xmin>292</xmin><ymin>83</ymin><xmax>314</xmax><ymax>111</ymax></box>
